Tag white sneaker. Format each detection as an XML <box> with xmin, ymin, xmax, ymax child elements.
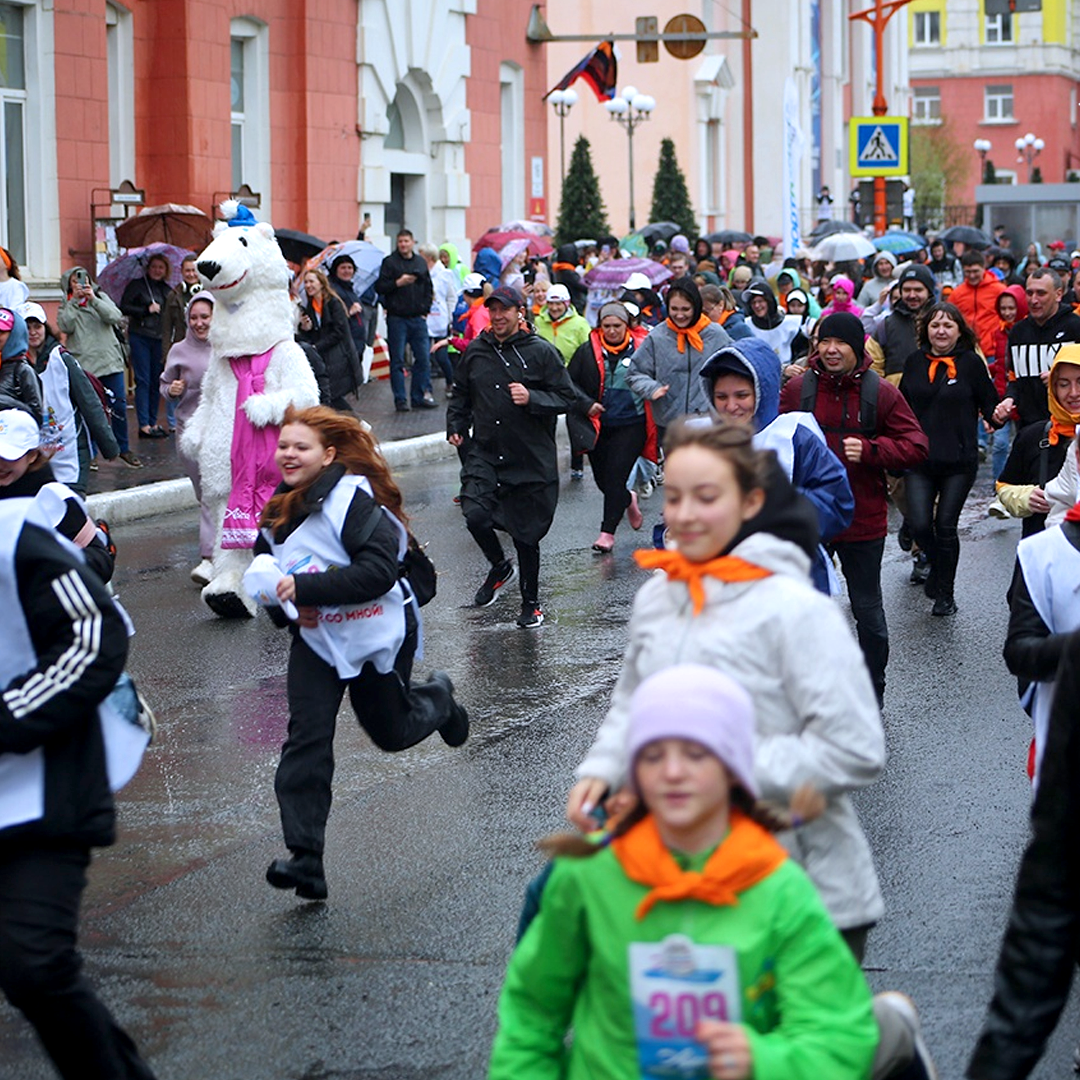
<box><xmin>987</xmin><ymin>496</ymin><xmax>1009</xmax><ymax>520</ymax></box>
<box><xmin>875</xmin><ymin>991</ymin><xmax>938</xmax><ymax>1080</ymax></box>
<box><xmin>190</xmin><ymin>559</ymin><xmax>214</xmax><ymax>587</ymax></box>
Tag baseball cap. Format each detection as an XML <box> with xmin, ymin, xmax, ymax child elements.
<box><xmin>17</xmin><ymin>301</ymin><xmax>46</xmax><ymax>325</ymax></box>
<box><xmin>484</xmin><ymin>285</ymin><xmax>524</xmax><ymax>309</ymax></box>
<box><xmin>1047</xmin><ymin>256</ymin><xmax>1071</xmax><ymax>274</ymax></box>
<box><xmin>0</xmin><ymin>408</ymin><xmax>41</xmax><ymax>460</ymax></box>
<box><xmin>462</xmin><ymin>272</ymin><xmax>485</xmax><ymax>292</ymax></box>
<box><xmin>624</xmin><ymin>272</ymin><xmax>652</xmax><ymax>292</ymax></box>
<box><xmin>0</xmin><ymin>309</ymin><xmax>14</xmax><ymax>333</ymax></box>
<box><xmin>545</xmin><ymin>283</ymin><xmax>570</xmax><ymax>303</ymax></box>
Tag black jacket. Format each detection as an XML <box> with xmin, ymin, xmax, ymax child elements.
<box><xmin>329</xmin><ymin>276</ymin><xmax>366</xmax><ymax>356</ymax></box>
<box><xmin>0</xmin><ymin>521</ymin><xmax>129</xmax><ymax>850</ymax></box>
<box><xmin>968</xmin><ymin>627</ymin><xmax>1080</xmax><ymax>1080</ymax></box>
<box><xmin>873</xmin><ymin>301</ymin><xmax>924</xmax><ymax>378</ymax></box>
<box><xmin>997</xmin><ymin>421</ymin><xmax>1071</xmax><ymax>538</ymax></box>
<box><xmin>120</xmin><ymin>274</ymin><xmax>172</xmax><ymax>339</ymax></box>
<box><xmin>0</xmin><ymin>355</ymin><xmax>43</xmax><ymax>421</ymax></box>
<box><xmin>374</xmin><ymin>251</ymin><xmax>434</xmax><ymax>318</ymax></box>
<box><xmin>900</xmin><ymin>347</ymin><xmax>1000</xmax><ymax>468</ymax></box>
<box><xmin>1007</xmin><ymin>304</ymin><xmax>1080</xmax><ymax>427</ymax></box>
<box><xmin>298</xmin><ymin>294</ymin><xmax>362</xmax><ymax>401</ymax></box>
<box><xmin>447</xmin><ymin>326</ymin><xmax>577</xmax><ymax>485</ymax></box>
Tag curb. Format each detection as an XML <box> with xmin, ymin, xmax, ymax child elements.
<box><xmin>86</xmin><ymin>430</ymin><xmax>456</xmax><ymax>526</ymax></box>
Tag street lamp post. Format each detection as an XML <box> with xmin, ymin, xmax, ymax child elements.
<box><xmin>604</xmin><ymin>85</ymin><xmax>656</xmax><ymax>232</ymax></box>
<box><xmin>548</xmin><ymin>88</ymin><xmax>578</xmax><ymax>182</ymax></box>
<box><xmin>1015</xmin><ymin>132</ymin><xmax>1044</xmax><ymax>182</ymax></box>
<box><xmin>973</xmin><ymin>138</ymin><xmax>992</xmax><ymax>183</ymax></box>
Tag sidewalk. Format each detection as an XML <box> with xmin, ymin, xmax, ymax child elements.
<box><xmin>86</xmin><ymin>373</ymin><xmax>456</xmax><ymax>522</ymax></box>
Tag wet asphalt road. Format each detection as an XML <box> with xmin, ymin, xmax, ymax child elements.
<box><xmin>2</xmin><ymin>455</ymin><xmax>1078</xmax><ymax>1079</ymax></box>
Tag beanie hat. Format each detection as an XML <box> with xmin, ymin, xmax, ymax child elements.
<box><xmin>670</xmin><ymin>234</ymin><xmax>691</xmax><ymax>254</ymax></box>
<box><xmin>0</xmin><ymin>308</ymin><xmax>14</xmax><ymax>333</ymax></box>
<box><xmin>896</xmin><ymin>263</ymin><xmax>937</xmax><ymax>297</ymax></box>
<box><xmin>816</xmin><ymin>312</ymin><xmax>866</xmax><ymax>359</ymax></box>
<box><xmin>627</xmin><ymin>665</ymin><xmax>758</xmax><ymax>799</ymax></box>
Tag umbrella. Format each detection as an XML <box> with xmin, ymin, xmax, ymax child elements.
<box><xmin>583</xmin><ymin>257</ymin><xmax>672</xmax><ymax>289</ymax></box>
<box><xmin>497</xmin><ymin>238</ymin><xmax>531</xmax><ymax>271</ymax></box>
<box><xmin>115</xmin><ymin>204</ymin><xmax>214</xmax><ymax>251</ymax></box>
<box><xmin>275</xmin><ymin>228</ymin><xmax>329</xmax><ymax>265</ymax></box>
<box><xmin>97</xmin><ymin>243</ymin><xmax>189</xmax><ymax>305</ymax></box>
<box><xmin>494</xmin><ymin>220</ymin><xmax>554</xmax><ymax>237</ymax></box>
<box><xmin>939</xmin><ymin>225</ymin><xmax>992</xmax><ymax>249</ymax></box>
<box><xmin>808</xmin><ymin>219</ymin><xmax>861</xmax><ymax>242</ymax></box>
<box><xmin>874</xmin><ymin>231</ymin><xmax>927</xmax><ymax>256</ymax></box>
<box><xmin>619</xmin><ymin>231</ymin><xmax>649</xmax><ymax>257</ymax></box>
<box><xmin>811</xmin><ymin>233</ymin><xmax>877</xmax><ymax>263</ymax></box>
<box><xmin>640</xmin><ymin>221</ymin><xmax>681</xmax><ymax>246</ymax></box>
<box><xmin>311</xmin><ymin>240</ymin><xmax>385</xmax><ymax>296</ymax></box>
<box><xmin>473</xmin><ymin>230</ymin><xmax>553</xmax><ymax>257</ymax></box>
<box><xmin>705</xmin><ymin>230</ymin><xmax>752</xmax><ymax>246</ymax></box>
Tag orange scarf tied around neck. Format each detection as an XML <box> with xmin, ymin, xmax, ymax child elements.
<box><xmin>927</xmin><ymin>355</ymin><xmax>956</xmax><ymax>382</ymax></box>
<box><xmin>1048</xmin><ymin>378</ymin><xmax>1080</xmax><ymax>446</ymax></box>
<box><xmin>666</xmin><ymin>313</ymin><xmax>712</xmax><ymax>354</ymax></box>
<box><xmin>613</xmin><ymin>811</ymin><xmax>787</xmax><ymax>921</ymax></box>
<box><xmin>634</xmin><ymin>549</ymin><xmax>773</xmax><ymax>615</ymax></box>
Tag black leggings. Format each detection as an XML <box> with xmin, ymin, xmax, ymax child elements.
<box><xmin>275</xmin><ymin>615</ymin><xmax>453</xmax><ymax>854</ymax></box>
<box><xmin>904</xmin><ymin>466</ymin><xmax>977</xmax><ymax>599</ymax></box>
<box><xmin>589</xmin><ymin>419</ymin><xmax>646</xmax><ymax>533</ymax></box>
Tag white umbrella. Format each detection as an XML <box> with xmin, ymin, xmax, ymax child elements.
<box><xmin>811</xmin><ymin>233</ymin><xmax>877</xmax><ymax>263</ymax></box>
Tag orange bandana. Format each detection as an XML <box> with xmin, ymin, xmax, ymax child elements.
<box><xmin>613</xmin><ymin>812</ymin><xmax>787</xmax><ymax>920</ymax></box>
<box><xmin>603</xmin><ymin>328</ymin><xmax>632</xmax><ymax>353</ymax></box>
<box><xmin>634</xmin><ymin>549</ymin><xmax>772</xmax><ymax>615</ymax></box>
<box><xmin>927</xmin><ymin>355</ymin><xmax>956</xmax><ymax>382</ymax></box>
<box><xmin>665</xmin><ymin>313</ymin><xmax>712</xmax><ymax>354</ymax></box>
<box><xmin>552</xmin><ymin>262</ymin><xmax>577</xmax><ymax>274</ymax></box>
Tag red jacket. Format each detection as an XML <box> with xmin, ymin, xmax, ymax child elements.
<box><xmin>780</xmin><ymin>353</ymin><xmax>929</xmax><ymax>543</ymax></box>
<box><xmin>990</xmin><ymin>284</ymin><xmax>1028</xmax><ymax>400</ymax></box>
<box><xmin>951</xmin><ymin>269</ymin><xmax>1006</xmax><ymax>359</ymax></box>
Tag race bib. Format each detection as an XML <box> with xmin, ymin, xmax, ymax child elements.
<box><xmin>629</xmin><ymin>935</ymin><xmax>741</xmax><ymax>1079</ymax></box>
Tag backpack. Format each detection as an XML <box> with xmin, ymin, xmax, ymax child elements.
<box><xmin>83</xmin><ymin>369</ymin><xmax>116</xmax><ymax>425</ymax></box>
<box><xmin>353</xmin><ymin>503</ymin><xmax>437</xmax><ymax>607</ymax></box>
<box><xmin>799</xmin><ymin>367</ymin><xmax>880</xmax><ymax>437</ymax></box>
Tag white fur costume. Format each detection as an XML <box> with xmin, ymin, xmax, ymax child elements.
<box><xmin>181</xmin><ymin>202</ymin><xmax>318</xmax><ymax>617</ymax></box>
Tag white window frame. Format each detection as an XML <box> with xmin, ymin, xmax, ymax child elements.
<box><xmin>0</xmin><ymin>1</ymin><xmax>57</xmax><ymax>280</ymax></box>
<box><xmin>913</xmin><ymin>87</ymin><xmax>941</xmax><ymax>125</ymax></box>
<box><xmin>499</xmin><ymin>61</ymin><xmax>524</xmax><ymax>223</ymax></box>
<box><xmin>106</xmin><ymin>2</ymin><xmax>135</xmax><ymax>187</ymax></box>
<box><xmin>229</xmin><ymin>17</ymin><xmax>271</xmax><ymax>216</ymax></box>
<box><xmin>985</xmin><ymin>12</ymin><xmax>1012</xmax><ymax>44</ymax></box>
<box><xmin>913</xmin><ymin>11</ymin><xmax>940</xmax><ymax>46</ymax></box>
<box><xmin>991</xmin><ymin>169</ymin><xmax>1017</xmax><ymax>185</ymax></box>
<box><xmin>984</xmin><ymin>84</ymin><xmax>1014</xmax><ymax>123</ymax></box>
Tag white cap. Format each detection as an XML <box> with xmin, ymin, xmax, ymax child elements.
<box><xmin>17</xmin><ymin>301</ymin><xmax>47</xmax><ymax>325</ymax></box>
<box><xmin>0</xmin><ymin>409</ymin><xmax>41</xmax><ymax>460</ymax></box>
<box><xmin>462</xmin><ymin>272</ymin><xmax>485</xmax><ymax>292</ymax></box>
<box><xmin>545</xmin><ymin>283</ymin><xmax>570</xmax><ymax>303</ymax></box>
<box><xmin>624</xmin><ymin>272</ymin><xmax>652</xmax><ymax>291</ymax></box>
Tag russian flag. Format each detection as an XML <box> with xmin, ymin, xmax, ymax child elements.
<box><xmin>545</xmin><ymin>41</ymin><xmax>618</xmax><ymax>103</ymax></box>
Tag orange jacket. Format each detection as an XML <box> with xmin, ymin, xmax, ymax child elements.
<box><xmin>950</xmin><ymin>269</ymin><xmax>1005</xmax><ymax>358</ymax></box>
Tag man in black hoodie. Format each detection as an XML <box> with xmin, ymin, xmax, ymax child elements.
<box><xmin>996</xmin><ymin>268</ymin><xmax>1080</xmax><ymax>428</ymax></box>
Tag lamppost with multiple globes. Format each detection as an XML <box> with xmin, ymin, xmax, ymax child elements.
<box><xmin>548</xmin><ymin>87</ymin><xmax>578</xmax><ymax>182</ymax></box>
<box><xmin>604</xmin><ymin>85</ymin><xmax>656</xmax><ymax>232</ymax></box>
<box><xmin>973</xmin><ymin>138</ymin><xmax>992</xmax><ymax>183</ymax></box>
<box><xmin>1015</xmin><ymin>132</ymin><xmax>1044</xmax><ymax>182</ymax></box>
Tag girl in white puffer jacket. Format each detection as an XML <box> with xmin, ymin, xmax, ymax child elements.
<box><xmin>566</xmin><ymin>419</ymin><xmax>886</xmax><ymax>954</ymax></box>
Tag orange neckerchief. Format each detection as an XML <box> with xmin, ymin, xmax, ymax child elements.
<box><xmin>1073</xmin><ymin>302</ymin><xmax>1080</xmax><ymax>317</ymax></box>
<box><xmin>665</xmin><ymin>312</ymin><xmax>712</xmax><ymax>354</ymax></box>
<box><xmin>1048</xmin><ymin>370</ymin><xmax>1080</xmax><ymax>445</ymax></box>
<box><xmin>613</xmin><ymin>811</ymin><xmax>787</xmax><ymax>921</ymax></box>
<box><xmin>927</xmin><ymin>354</ymin><xmax>956</xmax><ymax>382</ymax></box>
<box><xmin>311</xmin><ymin>295</ymin><xmax>323</xmax><ymax>318</ymax></box>
<box><xmin>552</xmin><ymin>261</ymin><xmax>577</xmax><ymax>274</ymax></box>
<box><xmin>714</xmin><ymin>308</ymin><xmax>734</xmax><ymax>327</ymax></box>
<box><xmin>634</xmin><ymin>549</ymin><xmax>772</xmax><ymax>615</ymax></box>
<box><xmin>602</xmin><ymin>328</ymin><xmax>632</xmax><ymax>353</ymax></box>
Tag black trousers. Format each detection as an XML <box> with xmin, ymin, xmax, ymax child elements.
<box><xmin>275</xmin><ymin>618</ymin><xmax>452</xmax><ymax>855</ymax></box>
<box><xmin>0</xmin><ymin>845</ymin><xmax>157</xmax><ymax>1080</ymax></box>
<box><xmin>833</xmin><ymin>537</ymin><xmax>889</xmax><ymax>702</ymax></box>
<box><xmin>905</xmin><ymin>465</ymin><xmax>977</xmax><ymax>601</ymax></box>
<box><xmin>589</xmin><ymin>419</ymin><xmax>646</xmax><ymax>533</ymax></box>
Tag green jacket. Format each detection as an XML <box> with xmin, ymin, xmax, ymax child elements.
<box><xmin>534</xmin><ymin>307</ymin><xmax>591</xmax><ymax>365</ymax></box>
<box><xmin>489</xmin><ymin>844</ymin><xmax>876</xmax><ymax>1080</ymax></box>
<box><xmin>56</xmin><ymin>268</ymin><xmax>126</xmax><ymax>378</ymax></box>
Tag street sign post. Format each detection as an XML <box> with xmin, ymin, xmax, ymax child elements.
<box><xmin>849</xmin><ymin>116</ymin><xmax>909</xmax><ymax>177</ymax></box>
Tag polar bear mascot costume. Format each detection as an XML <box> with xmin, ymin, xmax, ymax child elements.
<box><xmin>182</xmin><ymin>201</ymin><xmax>319</xmax><ymax>618</ymax></box>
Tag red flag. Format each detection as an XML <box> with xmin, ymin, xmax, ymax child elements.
<box><xmin>545</xmin><ymin>41</ymin><xmax>617</xmax><ymax>103</ymax></box>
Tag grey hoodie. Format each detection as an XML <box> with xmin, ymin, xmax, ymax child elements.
<box><xmin>56</xmin><ymin>268</ymin><xmax>126</xmax><ymax>378</ymax></box>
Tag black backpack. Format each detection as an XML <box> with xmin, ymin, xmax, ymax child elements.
<box><xmin>798</xmin><ymin>367</ymin><xmax>880</xmax><ymax>437</ymax></box>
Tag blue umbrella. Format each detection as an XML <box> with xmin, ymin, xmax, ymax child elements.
<box><xmin>313</xmin><ymin>240</ymin><xmax>385</xmax><ymax>295</ymax></box>
<box><xmin>875</xmin><ymin>231</ymin><xmax>926</xmax><ymax>255</ymax></box>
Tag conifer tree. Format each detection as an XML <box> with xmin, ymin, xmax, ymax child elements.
<box><xmin>649</xmin><ymin>138</ymin><xmax>697</xmax><ymax>238</ymax></box>
<box><xmin>556</xmin><ymin>136</ymin><xmax>609</xmax><ymax>246</ymax></box>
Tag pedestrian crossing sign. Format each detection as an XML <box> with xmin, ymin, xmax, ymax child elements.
<box><xmin>849</xmin><ymin>117</ymin><xmax>908</xmax><ymax>177</ymax></box>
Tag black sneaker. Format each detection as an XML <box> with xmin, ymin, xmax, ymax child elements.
<box><xmin>516</xmin><ymin>602</ymin><xmax>544</xmax><ymax>629</ymax></box>
<box><xmin>474</xmin><ymin>560</ymin><xmax>515</xmax><ymax>607</ymax></box>
<box><xmin>266</xmin><ymin>851</ymin><xmax>327</xmax><ymax>900</ymax></box>
<box><xmin>431</xmin><ymin>671</ymin><xmax>469</xmax><ymax>747</ymax></box>
<box><xmin>932</xmin><ymin>595</ymin><xmax>957</xmax><ymax>617</ymax></box>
